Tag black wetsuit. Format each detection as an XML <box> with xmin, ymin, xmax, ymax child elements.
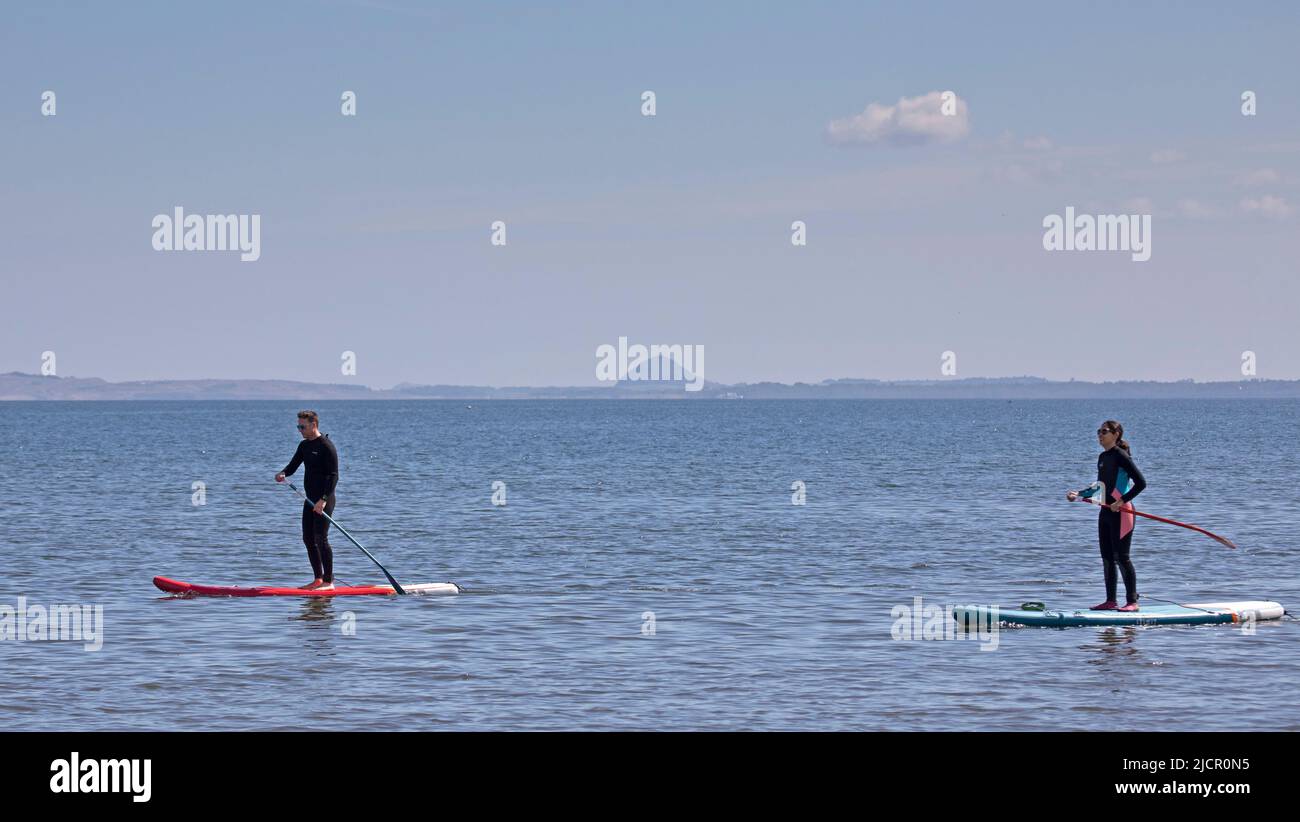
<box><xmin>1080</xmin><ymin>446</ymin><xmax>1147</xmax><ymax>604</ymax></box>
<box><xmin>282</xmin><ymin>434</ymin><xmax>339</xmax><ymax>583</ymax></box>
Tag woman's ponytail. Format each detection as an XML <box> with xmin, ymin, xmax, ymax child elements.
<box><xmin>1102</xmin><ymin>419</ymin><xmax>1131</xmax><ymax>454</ymax></box>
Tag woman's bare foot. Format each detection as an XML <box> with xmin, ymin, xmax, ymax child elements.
<box><xmin>301</xmin><ymin>578</ymin><xmax>324</xmax><ymax>590</ymax></box>
<box><xmin>316</xmin><ymin>582</ymin><xmax>335</xmax><ymax>591</ymax></box>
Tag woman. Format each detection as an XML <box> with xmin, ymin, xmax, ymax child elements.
<box><xmin>1066</xmin><ymin>420</ymin><xmax>1147</xmax><ymax>611</ymax></box>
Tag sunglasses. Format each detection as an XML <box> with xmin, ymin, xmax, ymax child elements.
<box><xmin>1097</xmin><ymin>428</ymin><xmax>1114</xmax><ymax>436</ymax></box>
<box><xmin>296</xmin><ymin>424</ymin><xmax>308</xmax><ymax>431</ymax></box>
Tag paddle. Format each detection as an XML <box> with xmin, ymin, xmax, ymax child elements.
<box><xmin>285</xmin><ymin>482</ymin><xmax>407</xmax><ymax>593</ymax></box>
<box><xmin>1074</xmin><ymin>482</ymin><xmax>1237</xmax><ymax>549</ymax></box>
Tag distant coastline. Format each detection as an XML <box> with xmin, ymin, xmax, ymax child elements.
<box><xmin>2</xmin><ymin>371</ymin><xmax>1297</xmax><ymax>400</ymax></box>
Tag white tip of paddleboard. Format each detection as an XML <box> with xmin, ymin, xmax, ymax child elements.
<box><xmin>1187</xmin><ymin>601</ymin><xmax>1284</xmax><ymax>620</ymax></box>
<box><xmin>400</xmin><ymin>582</ymin><xmax>462</xmax><ymax>596</ymax></box>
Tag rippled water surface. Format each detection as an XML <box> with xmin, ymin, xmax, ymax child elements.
<box><xmin>1</xmin><ymin>400</ymin><xmax>1296</xmax><ymax>730</ymax></box>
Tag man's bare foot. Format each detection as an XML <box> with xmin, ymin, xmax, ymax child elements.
<box><xmin>316</xmin><ymin>582</ymin><xmax>335</xmax><ymax>591</ymax></box>
<box><xmin>301</xmin><ymin>579</ymin><xmax>324</xmax><ymax>590</ymax></box>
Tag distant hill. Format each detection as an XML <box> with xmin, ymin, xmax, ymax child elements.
<box><xmin>0</xmin><ymin>372</ymin><xmax>374</xmax><ymax>400</ymax></box>
<box><xmin>3</xmin><ymin>371</ymin><xmax>1298</xmax><ymax>400</ymax></box>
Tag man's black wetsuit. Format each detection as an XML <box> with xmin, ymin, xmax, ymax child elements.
<box><xmin>282</xmin><ymin>434</ymin><xmax>339</xmax><ymax>583</ymax></box>
<box><xmin>1080</xmin><ymin>446</ymin><xmax>1147</xmax><ymax>604</ymax></box>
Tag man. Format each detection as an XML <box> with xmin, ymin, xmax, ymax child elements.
<box><xmin>274</xmin><ymin>410</ymin><xmax>339</xmax><ymax>590</ymax></box>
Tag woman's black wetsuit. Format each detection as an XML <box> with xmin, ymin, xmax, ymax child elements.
<box><xmin>281</xmin><ymin>434</ymin><xmax>339</xmax><ymax>583</ymax></box>
<box><xmin>1080</xmin><ymin>446</ymin><xmax>1146</xmax><ymax>604</ymax></box>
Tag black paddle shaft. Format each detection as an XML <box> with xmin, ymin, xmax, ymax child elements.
<box><xmin>285</xmin><ymin>483</ymin><xmax>406</xmax><ymax>594</ymax></box>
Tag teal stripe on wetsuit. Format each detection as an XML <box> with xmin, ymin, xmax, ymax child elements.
<box><xmin>1082</xmin><ymin>446</ymin><xmax>1147</xmax><ymax>605</ymax></box>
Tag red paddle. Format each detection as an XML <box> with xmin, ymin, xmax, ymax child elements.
<box><xmin>1075</xmin><ymin>490</ymin><xmax>1237</xmax><ymax>549</ymax></box>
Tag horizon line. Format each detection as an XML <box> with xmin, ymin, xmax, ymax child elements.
<box><xmin>1</xmin><ymin>371</ymin><xmax>1284</xmax><ymax>391</ymax></box>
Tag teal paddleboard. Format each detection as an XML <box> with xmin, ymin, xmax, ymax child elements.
<box><xmin>953</xmin><ymin>600</ymin><xmax>1284</xmax><ymax>628</ymax></box>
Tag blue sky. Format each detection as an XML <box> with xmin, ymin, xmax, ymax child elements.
<box><xmin>2</xmin><ymin>1</ymin><xmax>1298</xmax><ymax>386</ymax></box>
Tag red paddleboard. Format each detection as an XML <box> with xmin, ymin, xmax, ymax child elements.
<box><xmin>153</xmin><ymin>576</ymin><xmax>459</xmax><ymax>597</ymax></box>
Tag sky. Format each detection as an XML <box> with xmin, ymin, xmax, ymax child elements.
<box><xmin>2</xmin><ymin>1</ymin><xmax>1298</xmax><ymax>387</ymax></box>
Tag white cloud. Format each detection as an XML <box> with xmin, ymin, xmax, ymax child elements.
<box><xmin>1176</xmin><ymin>199</ymin><xmax>1223</xmax><ymax>219</ymax></box>
<box><xmin>987</xmin><ymin>158</ymin><xmax>1063</xmax><ymax>184</ymax></box>
<box><xmin>1022</xmin><ymin>136</ymin><xmax>1053</xmax><ymax>151</ymax></box>
<box><xmin>1125</xmin><ymin>197</ymin><xmax>1155</xmax><ymax>214</ymax></box>
<box><xmin>1239</xmin><ymin>195</ymin><xmax>1293</xmax><ymax>219</ymax></box>
<box><xmin>1235</xmin><ymin>168</ymin><xmax>1280</xmax><ymax>186</ymax></box>
<box><xmin>1246</xmin><ymin>140</ymin><xmax>1300</xmax><ymax>154</ymax></box>
<box><xmin>1150</xmin><ymin>149</ymin><xmax>1185</xmax><ymax>164</ymax></box>
<box><xmin>827</xmin><ymin>91</ymin><xmax>970</xmax><ymax>147</ymax></box>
